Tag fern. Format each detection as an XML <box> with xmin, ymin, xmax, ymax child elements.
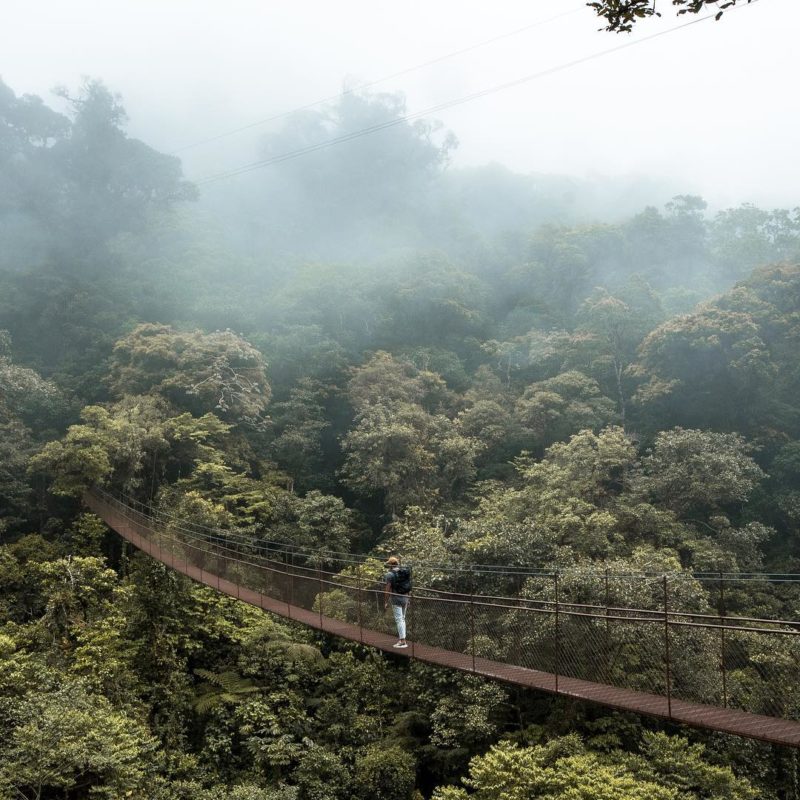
<box><xmin>192</xmin><ymin>669</ymin><xmax>260</xmax><ymax>713</ymax></box>
<box><xmin>264</xmin><ymin>640</ymin><xmax>324</xmax><ymax>664</ymax></box>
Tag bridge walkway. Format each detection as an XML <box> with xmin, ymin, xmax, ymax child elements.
<box><xmin>84</xmin><ymin>489</ymin><xmax>800</xmax><ymax>748</ymax></box>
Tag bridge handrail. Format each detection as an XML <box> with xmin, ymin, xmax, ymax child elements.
<box><xmin>85</xmin><ymin>487</ymin><xmax>800</xmax><ymax>747</ymax></box>
<box><xmin>93</xmin><ymin>489</ymin><xmax>800</xmax><ymax>634</ymax></box>
<box><xmin>99</xmin><ymin>488</ymin><xmax>800</xmax><ymax>582</ymax></box>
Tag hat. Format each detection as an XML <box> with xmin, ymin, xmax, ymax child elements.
<box><xmin>385</xmin><ymin>556</ymin><xmax>400</xmax><ymax>566</ymax></box>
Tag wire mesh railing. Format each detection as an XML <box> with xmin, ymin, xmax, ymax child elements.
<box><xmin>86</xmin><ymin>488</ymin><xmax>800</xmax><ymax>736</ymax></box>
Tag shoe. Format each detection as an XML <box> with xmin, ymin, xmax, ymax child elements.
<box><xmin>393</xmin><ymin>641</ymin><xmax>409</xmax><ymax>648</ymax></box>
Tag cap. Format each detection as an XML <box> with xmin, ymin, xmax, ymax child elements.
<box><xmin>385</xmin><ymin>556</ymin><xmax>400</xmax><ymax>566</ymax></box>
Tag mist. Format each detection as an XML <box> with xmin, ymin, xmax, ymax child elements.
<box><xmin>4</xmin><ymin>4</ymin><xmax>800</xmax><ymax>797</ymax></box>
<box><xmin>2</xmin><ymin>0</ymin><xmax>798</xmax><ymax>211</ymax></box>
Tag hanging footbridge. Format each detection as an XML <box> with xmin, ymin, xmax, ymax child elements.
<box><xmin>84</xmin><ymin>487</ymin><xmax>800</xmax><ymax>747</ymax></box>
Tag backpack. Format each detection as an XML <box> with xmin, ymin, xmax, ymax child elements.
<box><xmin>391</xmin><ymin>566</ymin><xmax>413</xmax><ymax>595</ymax></box>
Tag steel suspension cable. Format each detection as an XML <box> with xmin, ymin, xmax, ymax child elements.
<box><xmin>194</xmin><ymin>2</ymin><xmax>760</xmax><ymax>186</ymax></box>
<box><xmin>100</xmin><ymin>487</ymin><xmax>800</xmax><ymax>583</ymax></box>
<box><xmin>170</xmin><ymin>3</ymin><xmax>584</xmax><ymax>155</ymax></box>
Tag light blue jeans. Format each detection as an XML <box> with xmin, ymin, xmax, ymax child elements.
<box><xmin>391</xmin><ymin>596</ymin><xmax>409</xmax><ymax>639</ymax></box>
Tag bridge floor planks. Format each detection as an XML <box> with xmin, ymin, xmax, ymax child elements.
<box><xmin>85</xmin><ymin>492</ymin><xmax>800</xmax><ymax>748</ymax></box>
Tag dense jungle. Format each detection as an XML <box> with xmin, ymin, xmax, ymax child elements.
<box><xmin>2</xmin><ymin>63</ymin><xmax>800</xmax><ymax>800</ymax></box>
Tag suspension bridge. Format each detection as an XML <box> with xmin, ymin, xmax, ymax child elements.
<box><xmin>84</xmin><ymin>487</ymin><xmax>800</xmax><ymax>747</ymax></box>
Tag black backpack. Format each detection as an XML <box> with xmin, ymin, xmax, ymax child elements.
<box><xmin>391</xmin><ymin>566</ymin><xmax>413</xmax><ymax>595</ymax></box>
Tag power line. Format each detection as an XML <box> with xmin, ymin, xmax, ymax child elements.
<box><xmin>194</xmin><ymin>3</ymin><xmax>759</xmax><ymax>187</ymax></box>
<box><xmin>170</xmin><ymin>4</ymin><xmax>584</xmax><ymax>155</ymax></box>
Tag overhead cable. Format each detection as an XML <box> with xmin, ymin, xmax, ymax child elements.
<box><xmin>194</xmin><ymin>3</ymin><xmax>759</xmax><ymax>187</ymax></box>
<box><xmin>170</xmin><ymin>4</ymin><xmax>584</xmax><ymax>155</ymax></box>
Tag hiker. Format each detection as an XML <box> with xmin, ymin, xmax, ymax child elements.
<box><xmin>384</xmin><ymin>556</ymin><xmax>412</xmax><ymax>648</ymax></box>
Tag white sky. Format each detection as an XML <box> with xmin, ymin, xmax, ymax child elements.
<box><xmin>2</xmin><ymin>0</ymin><xmax>797</xmax><ymax>209</ymax></box>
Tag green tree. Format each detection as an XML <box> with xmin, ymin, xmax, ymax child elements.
<box><xmin>0</xmin><ymin>78</ymin><xmax>194</xmax><ymax>271</ymax></box>
<box><xmin>0</xmin><ymin>332</ymin><xmax>60</xmax><ymax>532</ymax></box>
<box><xmin>269</xmin><ymin>379</ymin><xmax>331</xmax><ymax>490</ymax></box>
<box><xmin>432</xmin><ymin>736</ymin><xmax>676</xmax><ymax>800</ymax></box>
<box><xmin>575</xmin><ymin>283</ymin><xmax>663</xmax><ymax>425</ymax></box>
<box><xmin>30</xmin><ymin>396</ymin><xmax>230</xmax><ymax>496</ymax></box>
<box><xmin>353</xmin><ymin>743</ymin><xmax>416</xmax><ymax>800</ymax></box>
<box><xmin>251</xmin><ymin>89</ymin><xmax>456</xmax><ymax>259</ymax></box>
<box><xmin>632</xmin><ymin>427</ymin><xmax>766</xmax><ymax>519</ymax></box>
<box><xmin>514</xmin><ymin>370</ymin><xmax>616</xmax><ymax>450</ymax></box>
<box><xmin>292</xmin><ymin>746</ymin><xmax>351</xmax><ymax>800</ymax></box>
<box><xmin>432</xmin><ymin>732</ymin><xmax>757</xmax><ymax>799</ymax></box>
<box><xmin>341</xmin><ymin>352</ymin><xmax>480</xmax><ymax>514</ymax></box>
<box><xmin>0</xmin><ymin>681</ymin><xmax>157</xmax><ymax>800</ymax></box>
<box><xmin>633</xmin><ymin>307</ymin><xmax>776</xmax><ymax>433</ymax></box>
<box><xmin>710</xmin><ymin>204</ymin><xmax>800</xmax><ymax>281</ymax></box>
<box><xmin>53</xmin><ymin>80</ymin><xmax>196</xmax><ymax>257</ymax></box>
<box><xmin>461</xmin><ymin>427</ymin><xmax>639</xmax><ymax>565</ymax></box>
<box><xmin>108</xmin><ymin>323</ymin><xmax>271</xmax><ymax>427</ymax></box>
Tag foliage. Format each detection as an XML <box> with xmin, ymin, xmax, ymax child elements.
<box><xmin>353</xmin><ymin>743</ymin><xmax>416</xmax><ymax>800</ymax></box>
<box><xmin>0</xmin><ymin>334</ymin><xmax>62</xmax><ymax>532</ymax></box>
<box><xmin>589</xmin><ymin>0</ymin><xmax>757</xmax><ymax>33</ymax></box>
<box><xmin>29</xmin><ymin>397</ymin><xmax>231</xmax><ymax>496</ymax></box>
<box><xmin>514</xmin><ymin>370</ymin><xmax>617</xmax><ymax>449</ymax></box>
<box><xmin>193</xmin><ymin>668</ymin><xmax>260</xmax><ymax>714</ymax></box>
<box><xmin>432</xmin><ymin>732</ymin><xmax>757</xmax><ymax>799</ymax></box>
<box><xmin>340</xmin><ymin>352</ymin><xmax>481</xmax><ymax>514</ymax></box>
<box><xmin>632</xmin><ymin>427</ymin><xmax>766</xmax><ymax>517</ymax></box>
<box><xmin>109</xmin><ymin>323</ymin><xmax>271</xmax><ymax>427</ymax></box>
<box><xmin>3</xmin><ymin>75</ymin><xmax>800</xmax><ymax>800</ymax></box>
<box><xmin>0</xmin><ymin>680</ymin><xmax>157</xmax><ymax>800</ymax></box>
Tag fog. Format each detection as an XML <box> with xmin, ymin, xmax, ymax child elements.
<box><xmin>2</xmin><ymin>0</ymin><xmax>798</xmax><ymax>211</ymax></box>
<box><xmin>5</xmin><ymin>8</ymin><xmax>800</xmax><ymax>794</ymax></box>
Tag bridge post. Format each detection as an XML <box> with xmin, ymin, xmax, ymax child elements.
<box><xmin>216</xmin><ymin>537</ymin><xmax>221</xmax><ymax>592</ymax></box>
<box><xmin>284</xmin><ymin>548</ymin><xmax>291</xmax><ymax>618</ymax></box>
<box><xmin>318</xmin><ymin>562</ymin><xmax>324</xmax><ymax>631</ymax></box>
<box><xmin>663</xmin><ymin>574</ymin><xmax>672</xmax><ymax>718</ymax></box>
<box><xmin>604</xmin><ymin>568</ymin><xmax>611</xmax><ymax>684</ymax></box>
<box><xmin>289</xmin><ymin>548</ymin><xmax>295</xmax><ymax>620</ymax></box>
<box><xmin>410</xmin><ymin>591</ymin><xmax>415</xmax><ymax>658</ymax></box>
<box><xmin>719</xmin><ymin>571</ymin><xmax>728</xmax><ymax>708</ymax></box>
<box><xmin>470</xmin><ymin>578</ymin><xmax>476</xmax><ymax>673</ymax></box>
<box><xmin>356</xmin><ymin>562</ymin><xmax>364</xmax><ymax>645</ymax></box>
<box><xmin>554</xmin><ymin>571</ymin><xmax>560</xmax><ymax>694</ymax></box>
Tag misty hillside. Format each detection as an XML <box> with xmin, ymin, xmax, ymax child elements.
<box><xmin>2</xmin><ymin>1</ymin><xmax>800</xmax><ymax>796</ymax></box>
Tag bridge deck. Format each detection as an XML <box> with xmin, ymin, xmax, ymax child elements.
<box><xmin>85</xmin><ymin>491</ymin><xmax>800</xmax><ymax>748</ymax></box>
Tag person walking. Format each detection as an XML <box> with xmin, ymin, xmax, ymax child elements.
<box><xmin>384</xmin><ymin>556</ymin><xmax>412</xmax><ymax>648</ymax></box>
